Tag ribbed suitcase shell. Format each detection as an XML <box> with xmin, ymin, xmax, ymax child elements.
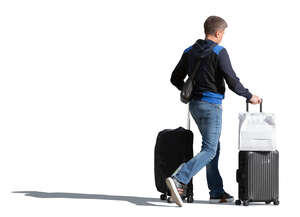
<box><xmin>236</xmin><ymin>151</ymin><xmax>279</xmax><ymax>204</ymax></box>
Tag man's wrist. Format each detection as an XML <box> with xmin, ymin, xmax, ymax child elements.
<box><xmin>246</xmin><ymin>92</ymin><xmax>253</xmax><ymax>101</ymax></box>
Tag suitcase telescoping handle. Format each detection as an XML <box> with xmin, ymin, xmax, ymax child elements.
<box><xmin>246</xmin><ymin>98</ymin><xmax>263</xmax><ymax>112</ymax></box>
<box><xmin>187</xmin><ymin>104</ymin><xmax>191</xmax><ymax>130</ymax></box>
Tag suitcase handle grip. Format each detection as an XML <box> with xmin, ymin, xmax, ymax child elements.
<box><xmin>246</xmin><ymin>98</ymin><xmax>263</xmax><ymax>112</ymax></box>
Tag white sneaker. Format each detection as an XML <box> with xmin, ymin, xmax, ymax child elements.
<box><xmin>165</xmin><ymin>177</ymin><xmax>184</xmax><ymax>207</ymax></box>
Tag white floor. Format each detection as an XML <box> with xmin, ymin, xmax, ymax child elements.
<box><xmin>3</xmin><ymin>167</ymin><xmax>292</xmax><ymax>217</ymax></box>
<box><xmin>4</xmin><ymin>188</ymin><xmax>289</xmax><ymax>217</ymax></box>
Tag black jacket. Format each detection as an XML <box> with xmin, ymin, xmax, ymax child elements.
<box><xmin>170</xmin><ymin>39</ymin><xmax>252</xmax><ymax>100</ymax></box>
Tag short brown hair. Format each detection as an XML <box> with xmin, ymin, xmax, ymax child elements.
<box><xmin>204</xmin><ymin>16</ymin><xmax>228</xmax><ymax>35</ymax></box>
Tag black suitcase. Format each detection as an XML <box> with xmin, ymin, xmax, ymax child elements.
<box><xmin>235</xmin><ymin>151</ymin><xmax>279</xmax><ymax>206</ymax></box>
<box><xmin>154</xmin><ymin>109</ymin><xmax>194</xmax><ymax>203</ymax></box>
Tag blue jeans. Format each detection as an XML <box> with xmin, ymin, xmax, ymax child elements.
<box><xmin>174</xmin><ymin>99</ymin><xmax>225</xmax><ymax>197</ymax></box>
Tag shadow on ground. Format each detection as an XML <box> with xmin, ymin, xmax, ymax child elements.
<box><xmin>12</xmin><ymin>191</ymin><xmax>174</xmax><ymax>207</ymax></box>
<box><xmin>12</xmin><ymin>191</ymin><xmax>265</xmax><ymax>207</ymax></box>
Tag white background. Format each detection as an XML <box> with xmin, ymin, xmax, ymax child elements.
<box><xmin>0</xmin><ymin>0</ymin><xmax>299</xmax><ymax>216</ymax></box>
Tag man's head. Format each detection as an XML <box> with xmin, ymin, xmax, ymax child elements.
<box><xmin>204</xmin><ymin>16</ymin><xmax>228</xmax><ymax>44</ymax></box>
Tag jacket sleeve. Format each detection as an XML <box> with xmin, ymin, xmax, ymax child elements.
<box><xmin>218</xmin><ymin>48</ymin><xmax>253</xmax><ymax>100</ymax></box>
<box><xmin>170</xmin><ymin>52</ymin><xmax>188</xmax><ymax>91</ymax></box>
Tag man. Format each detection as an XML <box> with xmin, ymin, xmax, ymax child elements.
<box><xmin>166</xmin><ymin>16</ymin><xmax>262</xmax><ymax>207</ymax></box>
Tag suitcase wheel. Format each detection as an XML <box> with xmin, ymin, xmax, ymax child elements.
<box><xmin>235</xmin><ymin>200</ymin><xmax>241</xmax><ymax>205</ymax></box>
<box><xmin>243</xmin><ymin>200</ymin><xmax>249</xmax><ymax>206</ymax></box>
<box><xmin>187</xmin><ymin>195</ymin><xmax>194</xmax><ymax>203</ymax></box>
<box><xmin>160</xmin><ymin>193</ymin><xmax>167</xmax><ymax>200</ymax></box>
<box><xmin>273</xmin><ymin>200</ymin><xmax>280</xmax><ymax>205</ymax></box>
<box><xmin>265</xmin><ymin>201</ymin><xmax>271</xmax><ymax>204</ymax></box>
<box><xmin>167</xmin><ymin>197</ymin><xmax>173</xmax><ymax>203</ymax></box>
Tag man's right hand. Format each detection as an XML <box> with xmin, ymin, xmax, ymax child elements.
<box><xmin>249</xmin><ymin>95</ymin><xmax>262</xmax><ymax>104</ymax></box>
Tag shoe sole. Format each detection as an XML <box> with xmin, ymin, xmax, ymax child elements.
<box><xmin>209</xmin><ymin>197</ymin><xmax>234</xmax><ymax>203</ymax></box>
<box><xmin>165</xmin><ymin>177</ymin><xmax>183</xmax><ymax>207</ymax></box>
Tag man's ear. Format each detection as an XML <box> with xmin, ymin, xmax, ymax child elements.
<box><xmin>216</xmin><ymin>30</ymin><xmax>224</xmax><ymax>39</ymax></box>
<box><xmin>214</xmin><ymin>31</ymin><xmax>219</xmax><ymax>38</ymax></box>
